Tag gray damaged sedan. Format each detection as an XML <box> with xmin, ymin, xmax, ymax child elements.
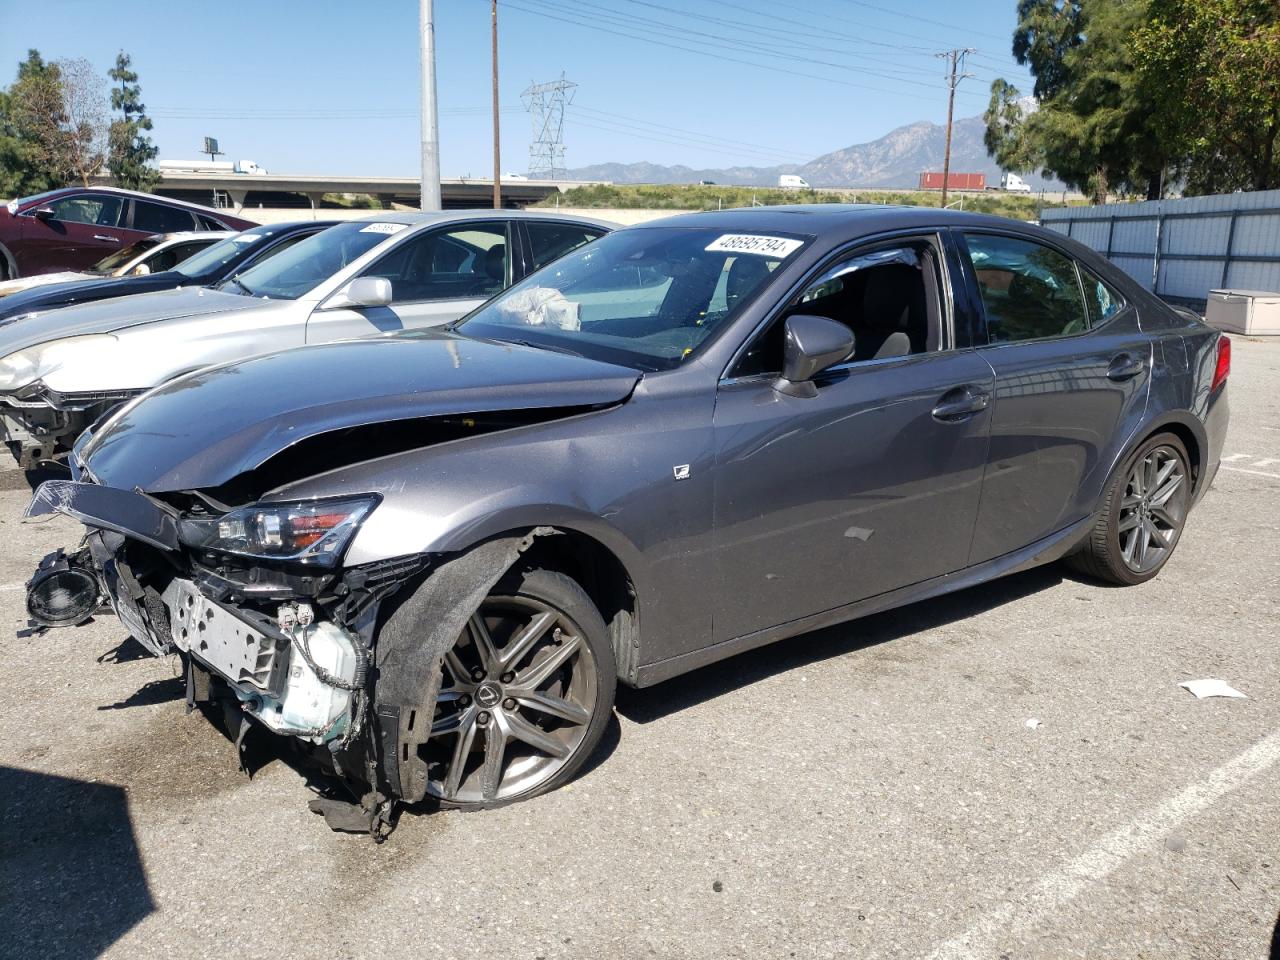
<box><xmin>26</xmin><ymin>206</ymin><xmax>1229</xmax><ymax>834</ymax></box>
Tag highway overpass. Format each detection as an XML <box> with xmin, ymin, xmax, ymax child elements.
<box><xmin>90</xmin><ymin>172</ymin><xmax>606</xmax><ymax>212</ymax></box>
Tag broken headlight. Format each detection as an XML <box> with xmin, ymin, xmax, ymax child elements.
<box><xmin>178</xmin><ymin>496</ymin><xmax>379</xmax><ymax>567</ymax></box>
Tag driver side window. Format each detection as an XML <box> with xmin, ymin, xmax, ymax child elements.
<box><xmin>361</xmin><ymin>223</ymin><xmax>510</xmax><ymax>304</ymax></box>
<box><xmin>733</xmin><ymin>238</ymin><xmax>945</xmax><ymax>378</ymax></box>
<box><xmin>45</xmin><ymin>194</ymin><xmax>123</xmax><ymax>227</ymax></box>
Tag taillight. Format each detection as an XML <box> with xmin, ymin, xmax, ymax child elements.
<box><xmin>1211</xmin><ymin>335</ymin><xmax>1231</xmax><ymax>393</ymax></box>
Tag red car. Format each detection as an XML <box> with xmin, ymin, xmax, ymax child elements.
<box><xmin>0</xmin><ymin>186</ymin><xmax>257</xmax><ymax>279</ymax></box>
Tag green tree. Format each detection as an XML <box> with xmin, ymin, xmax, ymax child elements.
<box><xmin>985</xmin><ymin>0</ymin><xmax>1174</xmax><ymax>203</ymax></box>
<box><xmin>0</xmin><ymin>50</ymin><xmax>69</xmax><ymax>198</ymax></box>
<box><xmin>1133</xmin><ymin>0</ymin><xmax>1280</xmax><ymax>193</ymax></box>
<box><xmin>106</xmin><ymin>51</ymin><xmax>158</xmax><ymax>192</ymax></box>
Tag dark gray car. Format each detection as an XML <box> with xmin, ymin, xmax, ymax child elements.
<box><xmin>26</xmin><ymin>206</ymin><xmax>1229</xmax><ymax>833</ymax></box>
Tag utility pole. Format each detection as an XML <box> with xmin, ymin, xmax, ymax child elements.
<box><xmin>936</xmin><ymin>48</ymin><xmax>975</xmax><ymax>208</ymax></box>
<box><xmin>419</xmin><ymin>0</ymin><xmax>442</xmax><ymax>211</ymax></box>
<box><xmin>491</xmin><ymin>0</ymin><xmax>502</xmax><ymax>208</ymax></box>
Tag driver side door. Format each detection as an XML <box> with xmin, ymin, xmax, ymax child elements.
<box><xmin>711</xmin><ymin>235</ymin><xmax>995</xmax><ymax>641</ymax></box>
<box><xmin>305</xmin><ymin>221</ymin><xmax>513</xmax><ymax>342</ymax></box>
<box><xmin>17</xmin><ymin>193</ymin><xmax>127</xmax><ymax>275</ymax></box>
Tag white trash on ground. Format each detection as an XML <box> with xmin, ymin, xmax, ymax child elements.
<box><xmin>1178</xmin><ymin>678</ymin><xmax>1248</xmax><ymax>699</ymax></box>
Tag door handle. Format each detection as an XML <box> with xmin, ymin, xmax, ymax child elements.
<box><xmin>1107</xmin><ymin>353</ymin><xmax>1145</xmax><ymax>381</ymax></box>
<box><xmin>932</xmin><ymin>386</ymin><xmax>990</xmax><ymax>422</ymax></box>
<box><xmin>93</xmin><ymin>234</ymin><xmax>119</xmax><ymax>242</ymax></box>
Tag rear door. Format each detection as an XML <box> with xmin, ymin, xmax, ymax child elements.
<box><xmin>305</xmin><ymin>220</ymin><xmax>513</xmax><ymax>341</ymax></box>
<box><xmin>17</xmin><ymin>193</ymin><xmax>129</xmax><ymax>274</ymax></box>
<box><xmin>955</xmin><ymin>229</ymin><xmax>1151</xmax><ymax>564</ymax></box>
<box><xmin>711</xmin><ymin>233</ymin><xmax>995</xmax><ymax>641</ymax></box>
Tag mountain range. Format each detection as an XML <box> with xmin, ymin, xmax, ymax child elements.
<box><xmin>556</xmin><ymin>114</ymin><xmax>1064</xmax><ymax>191</ymax></box>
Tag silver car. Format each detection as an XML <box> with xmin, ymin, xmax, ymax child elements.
<box><xmin>0</xmin><ymin>210</ymin><xmax>611</xmax><ymax>472</ymax></box>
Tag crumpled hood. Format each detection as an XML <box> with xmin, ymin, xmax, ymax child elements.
<box><xmin>80</xmin><ymin>331</ymin><xmax>641</xmax><ymax>492</ymax></box>
<box><xmin>0</xmin><ymin>285</ymin><xmax>263</xmax><ymax>355</ymax></box>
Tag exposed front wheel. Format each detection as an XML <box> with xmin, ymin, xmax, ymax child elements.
<box><xmin>424</xmin><ymin>568</ymin><xmax>616</xmax><ymax>808</ymax></box>
<box><xmin>1068</xmin><ymin>433</ymin><xmax>1191</xmax><ymax>585</ymax></box>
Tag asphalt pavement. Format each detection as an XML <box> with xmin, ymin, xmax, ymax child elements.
<box><xmin>1</xmin><ymin>339</ymin><xmax>1277</xmax><ymax>960</ymax></box>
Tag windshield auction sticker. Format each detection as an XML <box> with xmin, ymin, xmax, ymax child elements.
<box><xmin>705</xmin><ymin>234</ymin><xmax>804</xmax><ymax>258</ymax></box>
<box><xmin>359</xmin><ymin>222</ymin><xmax>409</xmax><ymax>235</ymax></box>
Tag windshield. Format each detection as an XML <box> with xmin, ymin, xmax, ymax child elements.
<box><xmin>91</xmin><ymin>236</ymin><xmax>164</xmax><ymax>275</ymax></box>
<box><xmin>457</xmin><ymin>226</ymin><xmax>804</xmax><ymax>371</ymax></box>
<box><xmin>175</xmin><ymin>230</ymin><xmax>267</xmax><ymax>279</ymax></box>
<box><xmin>219</xmin><ymin>220</ymin><xmax>402</xmax><ymax>300</ymax></box>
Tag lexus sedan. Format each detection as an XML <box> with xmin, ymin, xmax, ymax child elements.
<box><xmin>0</xmin><ymin>230</ymin><xmax>231</xmax><ymax>299</ymax></box>
<box><xmin>26</xmin><ymin>206</ymin><xmax>1228</xmax><ymax>835</ymax></box>
<box><xmin>0</xmin><ymin>210</ymin><xmax>610</xmax><ymax>471</ymax></box>
<box><xmin>0</xmin><ymin>186</ymin><xmax>256</xmax><ymax>278</ymax></box>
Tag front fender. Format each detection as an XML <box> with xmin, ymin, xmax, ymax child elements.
<box><xmin>347</xmin><ymin>487</ymin><xmax>651</xmax><ymax>592</ymax></box>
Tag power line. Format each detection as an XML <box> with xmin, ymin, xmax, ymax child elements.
<box><xmin>497</xmin><ymin>0</ymin><xmax>988</xmax><ymax>105</ymax></box>
<box><xmin>528</xmin><ymin>0</ymin><xmax>985</xmax><ymax>93</ymax></box>
<box><xmin>838</xmin><ymin>0</ymin><xmax>1011</xmax><ymax>42</ymax></box>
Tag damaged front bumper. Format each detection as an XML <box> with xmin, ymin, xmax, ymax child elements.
<box><xmin>25</xmin><ymin>479</ymin><xmax>555</xmax><ymax>834</ymax></box>
<box><xmin>26</xmin><ymin>480</ymin><xmax>427</xmax><ymax>830</ymax></box>
<box><xmin>0</xmin><ymin>387</ymin><xmax>137</xmax><ymax>470</ymax></box>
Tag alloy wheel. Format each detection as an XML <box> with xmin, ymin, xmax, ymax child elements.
<box><xmin>1117</xmin><ymin>444</ymin><xmax>1188</xmax><ymax>574</ymax></box>
<box><xmin>426</xmin><ymin>595</ymin><xmax>598</xmax><ymax>804</ymax></box>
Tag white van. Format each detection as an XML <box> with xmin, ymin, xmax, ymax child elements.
<box><xmin>778</xmin><ymin>175</ymin><xmax>810</xmax><ymax>189</ymax></box>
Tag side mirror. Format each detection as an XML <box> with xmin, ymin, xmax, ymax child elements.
<box><xmin>775</xmin><ymin>314</ymin><xmax>855</xmax><ymax>398</ymax></box>
<box><xmin>327</xmin><ymin>276</ymin><xmax>392</xmax><ymax>310</ymax></box>
<box><xmin>33</xmin><ymin>207</ymin><xmax>55</xmax><ymax>220</ymax></box>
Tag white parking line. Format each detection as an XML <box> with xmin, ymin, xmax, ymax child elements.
<box><xmin>926</xmin><ymin>730</ymin><xmax>1280</xmax><ymax>960</ymax></box>
<box><xmin>1220</xmin><ymin>465</ymin><xmax>1280</xmax><ymax>480</ymax></box>
<box><xmin>0</xmin><ymin>583</ymin><xmax>25</xmax><ymax>592</ymax></box>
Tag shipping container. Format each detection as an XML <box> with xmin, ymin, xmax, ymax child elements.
<box><xmin>918</xmin><ymin>171</ymin><xmax>986</xmax><ymax>191</ymax></box>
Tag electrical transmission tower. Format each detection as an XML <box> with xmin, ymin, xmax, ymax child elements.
<box><xmin>522</xmin><ymin>73</ymin><xmax>576</xmax><ymax>179</ymax></box>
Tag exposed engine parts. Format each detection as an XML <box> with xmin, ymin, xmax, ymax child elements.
<box><xmin>23</xmin><ymin>503</ymin><xmax>557</xmax><ymax>839</ymax></box>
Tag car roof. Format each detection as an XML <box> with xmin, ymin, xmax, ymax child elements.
<box><xmin>352</xmin><ymin>209</ymin><xmax>616</xmax><ymax>230</ymax></box>
<box><xmin>148</xmin><ymin>230</ymin><xmax>236</xmax><ymax>243</ymax></box>
<box><xmin>17</xmin><ymin>185</ymin><xmax>255</xmax><ymax>220</ymax></box>
<box><xmin>237</xmin><ymin>219</ymin><xmax>341</xmax><ymax>236</ymax></box>
<box><xmin>632</xmin><ymin>204</ymin><xmax>1032</xmax><ymax>236</ymax></box>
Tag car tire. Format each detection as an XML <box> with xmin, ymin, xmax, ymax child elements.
<box><xmin>1067</xmin><ymin>432</ymin><xmax>1192</xmax><ymax>586</ymax></box>
<box><xmin>425</xmin><ymin>566</ymin><xmax>616</xmax><ymax>810</ymax></box>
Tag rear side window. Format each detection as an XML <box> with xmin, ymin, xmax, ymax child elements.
<box><xmin>133</xmin><ymin>200</ymin><xmax>197</xmax><ymax>233</ymax></box>
<box><xmin>527</xmin><ymin>221</ymin><xmax>605</xmax><ymax>270</ymax></box>
<box><xmin>963</xmin><ymin>233</ymin><xmax>1089</xmax><ymax>343</ymax></box>
<box><xmin>1080</xmin><ymin>265</ymin><xmax>1124</xmax><ymax>327</ymax></box>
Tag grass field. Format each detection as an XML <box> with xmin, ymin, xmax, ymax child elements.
<box><xmin>533</xmin><ymin>183</ymin><xmax>1076</xmax><ymax>220</ymax></box>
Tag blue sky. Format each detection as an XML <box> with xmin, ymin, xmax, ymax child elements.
<box><xmin>0</xmin><ymin>0</ymin><xmax>1033</xmax><ymax>177</ymax></box>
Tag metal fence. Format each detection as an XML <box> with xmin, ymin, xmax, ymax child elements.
<box><xmin>1040</xmin><ymin>188</ymin><xmax>1280</xmax><ymax>306</ymax></box>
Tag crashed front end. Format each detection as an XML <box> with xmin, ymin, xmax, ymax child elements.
<box><xmin>27</xmin><ymin>477</ymin><xmax>435</xmax><ymax>836</ymax></box>
<box><xmin>0</xmin><ymin>386</ymin><xmax>134</xmax><ymax>470</ymax></box>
